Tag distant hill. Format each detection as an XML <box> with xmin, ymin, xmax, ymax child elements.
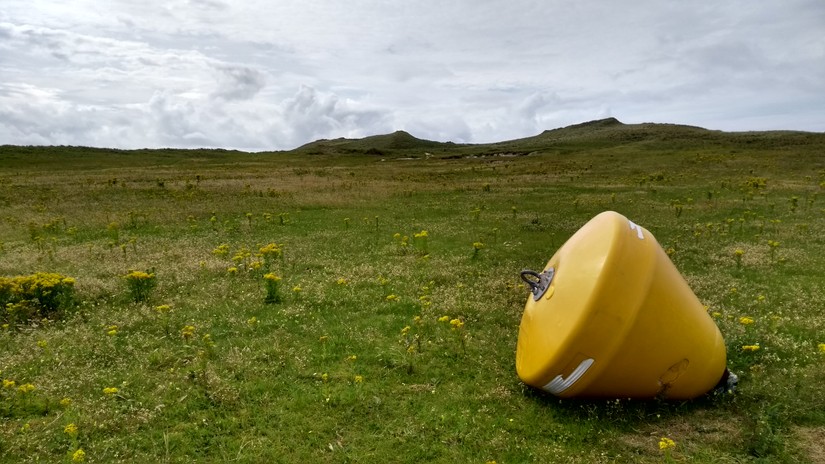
<box><xmin>2</xmin><ymin>119</ymin><xmax>823</xmax><ymax>161</ymax></box>
<box><xmin>293</xmin><ymin>130</ymin><xmax>458</xmax><ymax>156</ymax></box>
<box><xmin>286</xmin><ymin>118</ymin><xmax>825</xmax><ymax>158</ymax></box>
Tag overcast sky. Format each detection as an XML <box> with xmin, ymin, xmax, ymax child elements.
<box><xmin>1</xmin><ymin>1</ymin><xmax>823</xmax><ymax>151</ymax></box>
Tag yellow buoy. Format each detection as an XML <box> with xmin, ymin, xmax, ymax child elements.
<box><xmin>516</xmin><ymin>211</ymin><xmax>727</xmax><ymax>399</ymax></box>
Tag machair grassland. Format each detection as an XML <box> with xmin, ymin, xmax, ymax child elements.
<box><xmin>1</xmin><ymin>120</ymin><xmax>825</xmax><ymax>463</ymax></box>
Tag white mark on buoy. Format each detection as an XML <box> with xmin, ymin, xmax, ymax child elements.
<box><xmin>628</xmin><ymin>220</ymin><xmax>644</xmax><ymax>240</ymax></box>
<box><xmin>542</xmin><ymin>358</ymin><xmax>595</xmax><ymax>395</ymax></box>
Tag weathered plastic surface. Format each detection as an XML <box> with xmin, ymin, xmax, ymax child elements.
<box><xmin>516</xmin><ymin>211</ymin><xmax>727</xmax><ymax>399</ymax></box>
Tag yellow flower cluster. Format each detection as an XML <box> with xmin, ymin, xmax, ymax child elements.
<box><xmin>658</xmin><ymin>437</ymin><xmax>676</xmax><ymax>450</ymax></box>
<box><xmin>102</xmin><ymin>387</ymin><xmax>119</xmax><ymax>395</ymax></box>
<box><xmin>819</xmin><ymin>343</ymin><xmax>825</xmax><ymax>353</ymax></box>
<box><xmin>742</xmin><ymin>344</ymin><xmax>761</xmax><ymax>352</ymax></box>
<box><xmin>125</xmin><ymin>270</ymin><xmax>153</xmax><ymax>281</ymax></box>
<box><xmin>450</xmin><ymin>318</ymin><xmax>464</xmax><ymax>330</ymax></box>
<box><xmin>154</xmin><ymin>304</ymin><xmax>171</xmax><ymax>313</ymax></box>
<box><xmin>181</xmin><ymin>325</ymin><xmax>196</xmax><ymax>340</ymax></box>
<box><xmin>212</xmin><ymin>244</ymin><xmax>230</xmax><ymax>257</ymax></box>
<box><xmin>258</xmin><ymin>243</ymin><xmax>283</xmax><ymax>260</ymax></box>
<box><xmin>17</xmin><ymin>383</ymin><xmax>35</xmax><ymax>394</ymax></box>
<box><xmin>72</xmin><ymin>448</ymin><xmax>86</xmax><ymax>462</ymax></box>
<box><xmin>232</xmin><ymin>247</ymin><xmax>251</xmax><ymax>264</ymax></box>
<box><xmin>124</xmin><ymin>270</ymin><xmax>156</xmax><ymax>302</ymax></box>
<box><xmin>263</xmin><ymin>273</ymin><xmax>281</xmax><ymax>282</ymax></box>
<box><xmin>64</xmin><ymin>423</ymin><xmax>78</xmax><ymax>437</ymax></box>
<box><xmin>0</xmin><ymin>272</ymin><xmax>76</xmax><ymax>318</ymax></box>
<box><xmin>437</xmin><ymin>315</ymin><xmax>450</xmax><ymax>323</ymax></box>
<box><xmin>739</xmin><ymin>316</ymin><xmax>755</xmax><ymax>325</ymax></box>
<box><xmin>3</xmin><ymin>379</ymin><xmax>16</xmax><ymax>389</ymax></box>
<box><xmin>385</xmin><ymin>294</ymin><xmax>399</xmax><ymax>301</ymax></box>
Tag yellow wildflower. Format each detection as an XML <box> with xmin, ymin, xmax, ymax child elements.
<box><xmin>247</xmin><ymin>317</ymin><xmax>258</xmax><ymax>326</ymax></box>
<box><xmin>263</xmin><ymin>273</ymin><xmax>281</xmax><ymax>282</ymax></box>
<box><xmin>64</xmin><ymin>423</ymin><xmax>78</xmax><ymax>437</ymax></box>
<box><xmin>72</xmin><ymin>448</ymin><xmax>86</xmax><ymax>462</ymax></box>
<box><xmin>3</xmin><ymin>379</ymin><xmax>16</xmax><ymax>389</ymax></box>
<box><xmin>450</xmin><ymin>318</ymin><xmax>464</xmax><ymax>329</ymax></box>
<box><xmin>658</xmin><ymin>437</ymin><xmax>676</xmax><ymax>450</ymax></box>
<box><xmin>739</xmin><ymin>316</ymin><xmax>754</xmax><ymax>325</ymax></box>
<box><xmin>227</xmin><ymin>266</ymin><xmax>238</xmax><ymax>275</ymax></box>
<box><xmin>819</xmin><ymin>343</ymin><xmax>825</xmax><ymax>353</ymax></box>
<box><xmin>60</xmin><ymin>397</ymin><xmax>72</xmax><ymax>408</ymax></box>
<box><xmin>102</xmin><ymin>387</ymin><xmax>118</xmax><ymax>395</ymax></box>
<box><xmin>155</xmin><ymin>304</ymin><xmax>171</xmax><ymax>313</ymax></box>
<box><xmin>258</xmin><ymin>243</ymin><xmax>283</xmax><ymax>259</ymax></box>
<box><xmin>106</xmin><ymin>325</ymin><xmax>118</xmax><ymax>336</ymax></box>
<box><xmin>321</xmin><ymin>373</ymin><xmax>329</xmax><ymax>383</ymax></box>
<box><xmin>354</xmin><ymin>375</ymin><xmax>364</xmax><ymax>383</ymax></box>
<box><xmin>181</xmin><ymin>325</ymin><xmax>196</xmax><ymax>340</ymax></box>
<box><xmin>36</xmin><ymin>340</ymin><xmax>48</xmax><ymax>349</ymax></box>
<box><xmin>17</xmin><ymin>383</ymin><xmax>35</xmax><ymax>394</ymax></box>
<box><xmin>292</xmin><ymin>285</ymin><xmax>302</xmax><ymax>293</ymax></box>
<box><xmin>125</xmin><ymin>270</ymin><xmax>153</xmax><ymax>280</ymax></box>
<box><xmin>386</xmin><ymin>294</ymin><xmax>399</xmax><ymax>301</ymax></box>
<box><xmin>742</xmin><ymin>344</ymin><xmax>761</xmax><ymax>352</ymax></box>
<box><xmin>336</xmin><ymin>277</ymin><xmax>348</xmax><ymax>285</ymax></box>
<box><xmin>400</xmin><ymin>326</ymin><xmax>411</xmax><ymax>335</ymax></box>
<box><xmin>438</xmin><ymin>315</ymin><xmax>449</xmax><ymax>323</ymax></box>
<box><xmin>212</xmin><ymin>244</ymin><xmax>230</xmax><ymax>257</ymax></box>
<box><xmin>473</xmin><ymin>241</ymin><xmax>485</xmax><ymax>250</ymax></box>
<box><xmin>346</xmin><ymin>355</ymin><xmax>357</xmax><ymax>362</ymax></box>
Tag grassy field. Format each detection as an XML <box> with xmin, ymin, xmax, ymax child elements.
<box><xmin>1</xmin><ymin>120</ymin><xmax>825</xmax><ymax>463</ymax></box>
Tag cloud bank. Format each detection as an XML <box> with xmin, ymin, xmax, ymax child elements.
<box><xmin>1</xmin><ymin>1</ymin><xmax>823</xmax><ymax>150</ymax></box>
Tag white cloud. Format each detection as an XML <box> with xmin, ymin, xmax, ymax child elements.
<box><xmin>1</xmin><ymin>0</ymin><xmax>823</xmax><ymax>149</ymax></box>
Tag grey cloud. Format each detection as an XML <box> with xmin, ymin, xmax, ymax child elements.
<box><xmin>0</xmin><ymin>1</ymin><xmax>822</xmax><ymax>150</ymax></box>
<box><xmin>212</xmin><ymin>66</ymin><xmax>266</xmax><ymax>100</ymax></box>
<box><xmin>281</xmin><ymin>85</ymin><xmax>393</xmax><ymax>147</ymax></box>
<box><xmin>189</xmin><ymin>0</ymin><xmax>229</xmax><ymax>10</ymax></box>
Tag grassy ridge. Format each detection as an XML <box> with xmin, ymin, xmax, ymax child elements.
<box><xmin>1</xmin><ymin>122</ymin><xmax>825</xmax><ymax>463</ymax></box>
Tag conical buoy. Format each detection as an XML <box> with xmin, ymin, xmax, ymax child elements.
<box><xmin>516</xmin><ymin>211</ymin><xmax>727</xmax><ymax>399</ymax></box>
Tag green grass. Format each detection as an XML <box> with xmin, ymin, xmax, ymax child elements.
<box><xmin>1</xmin><ymin>122</ymin><xmax>825</xmax><ymax>463</ymax></box>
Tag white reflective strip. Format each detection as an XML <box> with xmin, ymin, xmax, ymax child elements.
<box><xmin>628</xmin><ymin>220</ymin><xmax>644</xmax><ymax>240</ymax></box>
<box><xmin>542</xmin><ymin>358</ymin><xmax>595</xmax><ymax>395</ymax></box>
